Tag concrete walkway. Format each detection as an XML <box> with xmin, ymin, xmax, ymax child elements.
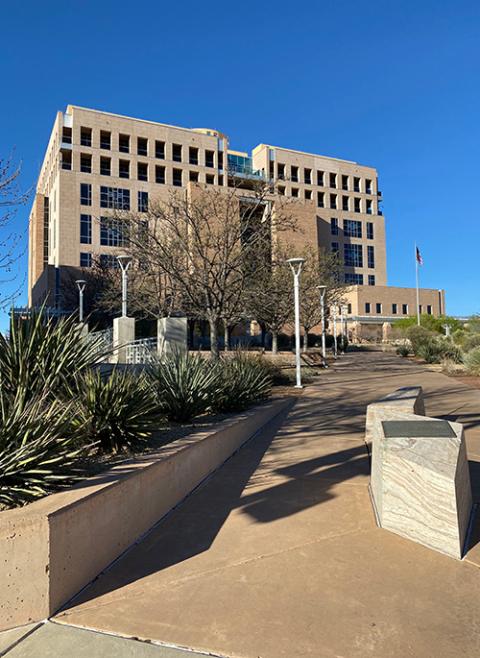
<box><xmin>7</xmin><ymin>351</ymin><xmax>480</xmax><ymax>657</ymax></box>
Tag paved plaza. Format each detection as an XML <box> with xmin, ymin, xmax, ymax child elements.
<box><xmin>2</xmin><ymin>351</ymin><xmax>480</xmax><ymax>657</ymax></box>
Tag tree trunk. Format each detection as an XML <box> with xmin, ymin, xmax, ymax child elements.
<box><xmin>303</xmin><ymin>329</ymin><xmax>309</xmax><ymax>353</ymax></box>
<box><xmin>224</xmin><ymin>322</ymin><xmax>230</xmax><ymax>352</ymax></box>
<box><xmin>209</xmin><ymin>319</ymin><xmax>219</xmax><ymax>359</ymax></box>
<box><xmin>271</xmin><ymin>331</ymin><xmax>278</xmax><ymax>355</ymax></box>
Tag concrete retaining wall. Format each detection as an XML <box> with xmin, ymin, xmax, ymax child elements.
<box><xmin>0</xmin><ymin>397</ymin><xmax>293</xmax><ymax>631</ymax></box>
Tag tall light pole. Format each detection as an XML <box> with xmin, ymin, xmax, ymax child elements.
<box><xmin>317</xmin><ymin>284</ymin><xmax>327</xmax><ymax>367</ymax></box>
<box><xmin>75</xmin><ymin>279</ymin><xmax>86</xmax><ymax>323</ymax></box>
<box><xmin>287</xmin><ymin>257</ymin><xmax>305</xmax><ymax>389</ymax></box>
<box><xmin>117</xmin><ymin>255</ymin><xmax>133</xmax><ymax>317</ymax></box>
<box><xmin>332</xmin><ymin>305</ymin><xmax>338</xmax><ymax>358</ymax></box>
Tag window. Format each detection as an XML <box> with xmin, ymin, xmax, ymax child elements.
<box><xmin>156</xmin><ymin>165</ymin><xmax>165</xmax><ymax>184</ymax></box>
<box><xmin>342</xmin><ymin>175</ymin><xmax>349</xmax><ymax>191</ymax></box>
<box><xmin>419</xmin><ymin>304</ymin><xmax>423</xmax><ymax>314</ymax></box>
<box><xmin>305</xmin><ymin>189</ymin><xmax>312</xmax><ymax>200</ymax></box>
<box><xmin>189</xmin><ymin>170</ymin><xmax>199</xmax><ymax>182</ymax></box>
<box><xmin>138</xmin><ymin>191</ymin><xmax>148</xmax><ymax>212</ymax></box>
<box><xmin>100</xmin><ymin>186</ymin><xmax>130</xmax><ymax>210</ymax></box>
<box><xmin>330</xmin><ymin>194</ymin><xmax>337</xmax><ymax>209</ymax></box>
<box><xmin>80</xmin><ymin>214</ymin><xmax>92</xmax><ymax>244</ymax></box>
<box><xmin>354</xmin><ymin>197</ymin><xmax>361</xmax><ymax>213</ymax></box>
<box><xmin>173</xmin><ymin>168</ymin><xmax>182</xmax><ymax>186</ymax></box>
<box><xmin>137</xmin><ymin>162</ymin><xmax>148</xmax><ymax>181</ymax></box>
<box><xmin>331</xmin><ymin>242</ymin><xmax>339</xmax><ymax>254</ymax></box>
<box><xmin>304</xmin><ymin>168</ymin><xmax>312</xmax><ymax>184</ymax></box>
<box><xmin>119</xmin><ymin>134</ymin><xmax>130</xmax><ymax>153</ymax></box>
<box><xmin>100</xmin><ymin>254</ymin><xmax>120</xmax><ymax>269</ymax></box>
<box><xmin>80</xmin><ymin>183</ymin><xmax>92</xmax><ymax>206</ymax></box>
<box><xmin>62</xmin><ymin>127</ymin><xmax>72</xmax><ymax>144</ymax></box>
<box><xmin>277</xmin><ymin>163</ymin><xmax>285</xmax><ymax>180</ymax></box>
<box><xmin>137</xmin><ymin>137</ymin><xmax>148</xmax><ymax>156</ymax></box>
<box><xmin>317</xmin><ymin>170</ymin><xmax>324</xmax><ymax>186</ymax></box>
<box><xmin>278</xmin><ymin>185</ymin><xmax>286</xmax><ymax>196</ymax></box>
<box><xmin>61</xmin><ymin>150</ymin><xmax>71</xmax><ymax>170</ymax></box>
<box><xmin>344</xmin><ymin>243</ymin><xmax>363</xmax><ymax>267</ymax></box>
<box><xmin>368</xmin><ymin>275</ymin><xmax>376</xmax><ymax>286</ymax></box>
<box><xmin>218</xmin><ymin>152</ymin><xmax>223</xmax><ymax>169</ymax></box>
<box><xmin>269</xmin><ymin>161</ymin><xmax>274</xmax><ymax>179</ymax></box>
<box><xmin>427</xmin><ymin>305</ymin><xmax>432</xmax><ymax>315</ymax></box>
<box><xmin>291</xmin><ymin>166</ymin><xmax>298</xmax><ymax>182</ymax></box>
<box><xmin>80</xmin><ymin>153</ymin><xmax>91</xmax><ymax>174</ymax></box>
<box><xmin>100</xmin><ymin>130</ymin><xmax>111</xmax><ymax>150</ymax></box>
<box><xmin>205</xmin><ymin>150</ymin><xmax>215</xmax><ymax>167</ymax></box>
<box><xmin>206</xmin><ymin>174</ymin><xmax>215</xmax><ymax>185</ymax></box>
<box><xmin>392</xmin><ymin>303</ymin><xmax>398</xmax><ymax>314</ymax></box>
<box><xmin>100</xmin><ymin>156</ymin><xmax>111</xmax><ymax>176</ymax></box>
<box><xmin>347</xmin><ymin>303</ymin><xmax>352</xmax><ymax>313</ymax></box>
<box><xmin>376</xmin><ymin>303</ymin><xmax>382</xmax><ymax>314</ymax></box>
<box><xmin>331</xmin><ymin>217</ymin><xmax>339</xmax><ymax>235</ymax></box>
<box><xmin>172</xmin><ymin>144</ymin><xmax>182</xmax><ymax>162</ymax></box>
<box><xmin>317</xmin><ymin>191</ymin><xmax>325</xmax><ymax>208</ymax></box>
<box><xmin>354</xmin><ymin>177</ymin><xmax>360</xmax><ymax>192</ymax></box>
<box><xmin>329</xmin><ymin>173</ymin><xmax>337</xmax><ymax>188</ymax></box>
<box><xmin>291</xmin><ymin>187</ymin><xmax>299</xmax><ymax>197</ymax></box>
<box><xmin>80</xmin><ymin>127</ymin><xmax>92</xmax><ymax>147</ymax></box>
<box><xmin>365</xmin><ymin>302</ymin><xmax>371</xmax><ymax>313</ymax></box>
<box><xmin>100</xmin><ymin>216</ymin><xmax>127</xmax><ymax>247</ymax></box>
<box><xmin>345</xmin><ymin>273</ymin><xmax>364</xmax><ymax>285</ymax></box>
<box><xmin>155</xmin><ymin>140</ymin><xmax>165</xmax><ymax>159</ymax></box>
<box><xmin>366</xmin><ymin>179</ymin><xmax>372</xmax><ymax>194</ymax></box>
<box><xmin>367</xmin><ymin>222</ymin><xmax>374</xmax><ymax>239</ymax></box>
<box><xmin>189</xmin><ymin>147</ymin><xmax>199</xmax><ymax>165</ymax></box>
<box><xmin>366</xmin><ymin>199</ymin><xmax>373</xmax><ymax>215</ymax></box>
<box><xmin>342</xmin><ymin>196</ymin><xmax>349</xmax><ymax>211</ymax></box>
<box><xmin>119</xmin><ymin>159</ymin><xmax>130</xmax><ymax>179</ymax></box>
<box><xmin>402</xmin><ymin>304</ymin><xmax>408</xmax><ymax>315</ymax></box>
<box><xmin>367</xmin><ymin>245</ymin><xmax>375</xmax><ymax>268</ymax></box>
<box><xmin>80</xmin><ymin>252</ymin><xmax>92</xmax><ymax>268</ymax></box>
<box><xmin>344</xmin><ymin>219</ymin><xmax>362</xmax><ymax>238</ymax></box>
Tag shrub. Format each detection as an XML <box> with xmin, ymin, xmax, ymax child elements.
<box><xmin>416</xmin><ymin>338</ymin><xmax>444</xmax><ymax>363</ymax></box>
<box><xmin>396</xmin><ymin>344</ymin><xmax>410</xmax><ymax>357</ymax></box>
<box><xmin>439</xmin><ymin>342</ymin><xmax>463</xmax><ymax>364</ymax></box>
<box><xmin>73</xmin><ymin>369</ymin><xmax>162</xmax><ymax>453</ymax></box>
<box><xmin>406</xmin><ymin>325</ymin><xmax>435</xmax><ymax>354</ymax></box>
<box><xmin>464</xmin><ymin>347</ymin><xmax>480</xmax><ymax>375</ymax></box>
<box><xmin>462</xmin><ymin>334</ymin><xmax>480</xmax><ymax>352</ymax></box>
<box><xmin>451</xmin><ymin>329</ymin><xmax>466</xmax><ymax>346</ymax></box>
<box><xmin>213</xmin><ymin>353</ymin><xmax>272</xmax><ymax>412</ymax></box>
<box><xmin>151</xmin><ymin>351</ymin><xmax>220</xmax><ymax>422</ymax></box>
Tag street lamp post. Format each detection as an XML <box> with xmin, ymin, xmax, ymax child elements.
<box><xmin>317</xmin><ymin>285</ymin><xmax>327</xmax><ymax>367</ymax></box>
<box><xmin>75</xmin><ymin>279</ymin><xmax>86</xmax><ymax>323</ymax></box>
<box><xmin>117</xmin><ymin>255</ymin><xmax>133</xmax><ymax>317</ymax></box>
<box><xmin>287</xmin><ymin>257</ymin><xmax>305</xmax><ymax>388</ymax></box>
<box><xmin>333</xmin><ymin>305</ymin><xmax>338</xmax><ymax>358</ymax></box>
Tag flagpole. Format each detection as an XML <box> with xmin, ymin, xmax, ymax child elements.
<box><xmin>415</xmin><ymin>242</ymin><xmax>420</xmax><ymax>326</ymax></box>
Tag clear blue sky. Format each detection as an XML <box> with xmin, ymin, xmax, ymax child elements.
<box><xmin>1</xmin><ymin>0</ymin><xmax>479</xmax><ymax>323</ymax></box>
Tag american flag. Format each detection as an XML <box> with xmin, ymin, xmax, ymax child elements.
<box><xmin>416</xmin><ymin>246</ymin><xmax>424</xmax><ymax>266</ymax></box>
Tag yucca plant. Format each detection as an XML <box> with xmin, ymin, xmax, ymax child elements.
<box><xmin>464</xmin><ymin>347</ymin><xmax>480</xmax><ymax>375</ymax></box>
<box><xmin>0</xmin><ymin>390</ymin><xmax>88</xmax><ymax>508</ymax></box>
<box><xmin>150</xmin><ymin>351</ymin><xmax>220</xmax><ymax>422</ymax></box>
<box><xmin>72</xmin><ymin>369</ymin><xmax>162</xmax><ymax>453</ymax></box>
<box><xmin>213</xmin><ymin>352</ymin><xmax>272</xmax><ymax>412</ymax></box>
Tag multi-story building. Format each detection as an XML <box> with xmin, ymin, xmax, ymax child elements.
<box><xmin>27</xmin><ymin>105</ymin><xmax>445</xmax><ymax>339</ymax></box>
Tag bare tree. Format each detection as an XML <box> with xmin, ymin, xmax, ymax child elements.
<box><xmin>0</xmin><ymin>155</ymin><xmax>30</xmax><ymax>309</ymax></box>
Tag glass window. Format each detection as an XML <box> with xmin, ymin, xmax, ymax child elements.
<box><xmin>331</xmin><ymin>218</ymin><xmax>339</xmax><ymax>235</ymax></box>
<box><xmin>366</xmin><ymin>179</ymin><xmax>372</xmax><ymax>194</ymax></box>
<box><xmin>137</xmin><ymin>137</ymin><xmax>148</xmax><ymax>156</ymax></box>
<box><xmin>367</xmin><ymin>222</ymin><xmax>374</xmax><ymax>239</ymax></box>
<box><xmin>138</xmin><ymin>191</ymin><xmax>148</xmax><ymax>213</ymax></box>
<box><xmin>367</xmin><ymin>245</ymin><xmax>375</xmax><ymax>268</ymax></box>
<box><xmin>305</xmin><ymin>189</ymin><xmax>312</xmax><ymax>200</ymax></box>
<box><xmin>100</xmin><ymin>157</ymin><xmax>111</xmax><ymax>176</ymax></box>
<box><xmin>189</xmin><ymin>147</ymin><xmax>199</xmax><ymax>165</ymax></box>
<box><xmin>392</xmin><ymin>303</ymin><xmax>398</xmax><ymax>314</ymax></box>
<box><xmin>119</xmin><ymin>134</ymin><xmax>130</xmax><ymax>153</ymax></box>
<box><xmin>366</xmin><ymin>199</ymin><xmax>373</xmax><ymax>215</ymax></box>
<box><xmin>317</xmin><ymin>170</ymin><xmax>324</xmax><ymax>186</ymax></box>
<box><xmin>402</xmin><ymin>304</ymin><xmax>408</xmax><ymax>314</ymax></box>
<box><xmin>317</xmin><ymin>191</ymin><xmax>325</xmax><ymax>208</ymax></box>
<box><xmin>365</xmin><ymin>302</ymin><xmax>371</xmax><ymax>313</ymax></box>
<box><xmin>80</xmin><ymin>183</ymin><xmax>92</xmax><ymax>206</ymax></box>
<box><xmin>100</xmin><ymin>216</ymin><xmax>127</xmax><ymax>247</ymax></box>
<box><xmin>291</xmin><ymin>187</ymin><xmax>299</xmax><ymax>197</ymax></box>
<box><xmin>344</xmin><ymin>219</ymin><xmax>362</xmax><ymax>238</ymax></box>
<box><xmin>173</xmin><ymin>168</ymin><xmax>182</xmax><ymax>186</ymax></box>
<box><xmin>304</xmin><ymin>168</ymin><xmax>312</xmax><ymax>184</ymax></box>
<box><xmin>354</xmin><ymin>177</ymin><xmax>360</xmax><ymax>192</ymax></box>
<box><xmin>342</xmin><ymin>175</ymin><xmax>349</xmax><ymax>190</ymax></box>
<box><xmin>206</xmin><ymin>174</ymin><xmax>215</xmax><ymax>185</ymax></box>
<box><xmin>80</xmin><ymin>214</ymin><xmax>92</xmax><ymax>244</ymax></box>
<box><xmin>80</xmin><ymin>252</ymin><xmax>92</xmax><ymax>268</ymax></box>
<box><xmin>330</xmin><ymin>194</ymin><xmax>337</xmax><ymax>209</ymax></box>
<box><xmin>368</xmin><ymin>275</ymin><xmax>375</xmax><ymax>286</ymax></box>
<box><xmin>342</xmin><ymin>196</ymin><xmax>349</xmax><ymax>211</ymax></box>
<box><xmin>291</xmin><ymin>166</ymin><xmax>298</xmax><ymax>182</ymax></box>
<box><xmin>345</xmin><ymin>273</ymin><xmax>364</xmax><ymax>285</ymax></box>
<box><xmin>80</xmin><ymin>127</ymin><xmax>92</xmax><ymax>147</ymax></box>
<box><xmin>100</xmin><ymin>254</ymin><xmax>120</xmax><ymax>269</ymax></box>
<box><xmin>100</xmin><ymin>130</ymin><xmax>111</xmax><ymax>150</ymax></box>
<box><xmin>155</xmin><ymin>140</ymin><xmax>165</xmax><ymax>159</ymax></box>
<box><xmin>190</xmin><ymin>170</ymin><xmax>199</xmax><ymax>182</ymax></box>
<box><xmin>277</xmin><ymin>163</ymin><xmax>285</xmax><ymax>180</ymax></box>
<box><xmin>331</xmin><ymin>241</ymin><xmax>339</xmax><ymax>254</ymax></box>
<box><xmin>427</xmin><ymin>305</ymin><xmax>432</xmax><ymax>315</ymax></box>
<box><xmin>156</xmin><ymin>165</ymin><xmax>165</xmax><ymax>184</ymax></box>
<box><xmin>354</xmin><ymin>197</ymin><xmax>361</xmax><ymax>213</ymax></box>
<box><xmin>137</xmin><ymin>162</ymin><xmax>148</xmax><ymax>181</ymax></box>
<box><xmin>329</xmin><ymin>173</ymin><xmax>337</xmax><ymax>188</ymax></box>
<box><xmin>80</xmin><ymin>154</ymin><xmax>91</xmax><ymax>174</ymax></box>
<box><xmin>172</xmin><ymin>144</ymin><xmax>182</xmax><ymax>162</ymax></box>
<box><xmin>205</xmin><ymin>150</ymin><xmax>215</xmax><ymax>167</ymax></box>
<box><xmin>119</xmin><ymin>160</ymin><xmax>130</xmax><ymax>179</ymax></box>
<box><xmin>344</xmin><ymin>243</ymin><xmax>363</xmax><ymax>267</ymax></box>
<box><xmin>376</xmin><ymin>303</ymin><xmax>382</xmax><ymax>313</ymax></box>
<box><xmin>100</xmin><ymin>186</ymin><xmax>130</xmax><ymax>210</ymax></box>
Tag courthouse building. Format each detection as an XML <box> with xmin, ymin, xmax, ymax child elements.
<box><xmin>27</xmin><ymin>105</ymin><xmax>445</xmax><ymax>339</ymax></box>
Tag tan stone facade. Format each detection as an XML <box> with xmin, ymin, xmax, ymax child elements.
<box><xmin>28</xmin><ymin>105</ymin><xmax>389</xmax><ymax>306</ymax></box>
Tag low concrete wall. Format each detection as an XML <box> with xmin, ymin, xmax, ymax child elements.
<box><xmin>0</xmin><ymin>397</ymin><xmax>293</xmax><ymax>631</ymax></box>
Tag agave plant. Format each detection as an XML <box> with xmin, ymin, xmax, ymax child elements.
<box><xmin>72</xmin><ymin>368</ymin><xmax>162</xmax><ymax>453</ymax></box>
<box><xmin>213</xmin><ymin>352</ymin><xmax>272</xmax><ymax>413</ymax></box>
<box><xmin>0</xmin><ymin>390</ymin><xmax>88</xmax><ymax>508</ymax></box>
<box><xmin>150</xmin><ymin>351</ymin><xmax>221</xmax><ymax>422</ymax></box>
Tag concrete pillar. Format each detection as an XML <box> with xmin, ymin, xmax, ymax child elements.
<box><xmin>113</xmin><ymin>316</ymin><xmax>135</xmax><ymax>363</ymax></box>
<box><xmin>157</xmin><ymin>316</ymin><xmax>187</xmax><ymax>356</ymax></box>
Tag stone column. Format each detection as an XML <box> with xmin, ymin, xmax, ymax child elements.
<box><xmin>157</xmin><ymin>317</ymin><xmax>188</xmax><ymax>356</ymax></box>
<box><xmin>113</xmin><ymin>317</ymin><xmax>135</xmax><ymax>364</ymax></box>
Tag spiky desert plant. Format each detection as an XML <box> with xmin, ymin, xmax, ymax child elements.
<box><xmin>464</xmin><ymin>347</ymin><xmax>480</xmax><ymax>375</ymax></box>
<box><xmin>0</xmin><ymin>310</ymin><xmax>107</xmax><ymax>401</ymax></box>
<box><xmin>150</xmin><ymin>351</ymin><xmax>221</xmax><ymax>422</ymax></box>
<box><xmin>0</xmin><ymin>390</ymin><xmax>88</xmax><ymax>508</ymax></box>
<box><xmin>213</xmin><ymin>352</ymin><xmax>272</xmax><ymax>412</ymax></box>
<box><xmin>72</xmin><ymin>369</ymin><xmax>162</xmax><ymax>453</ymax></box>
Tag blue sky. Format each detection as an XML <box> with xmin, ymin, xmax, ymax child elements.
<box><xmin>1</xmin><ymin>0</ymin><xmax>479</xmax><ymax>322</ymax></box>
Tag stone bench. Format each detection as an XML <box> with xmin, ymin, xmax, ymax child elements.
<box><xmin>367</xmin><ymin>387</ymin><xmax>473</xmax><ymax>560</ymax></box>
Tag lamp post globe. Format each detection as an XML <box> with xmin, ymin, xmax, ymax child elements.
<box><xmin>75</xmin><ymin>279</ymin><xmax>87</xmax><ymax>323</ymax></box>
<box><xmin>117</xmin><ymin>255</ymin><xmax>133</xmax><ymax>317</ymax></box>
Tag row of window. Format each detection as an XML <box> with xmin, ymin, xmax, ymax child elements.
<box><xmin>80</xmin><ymin>252</ymin><xmax>122</xmax><ymax>268</ymax></box>
<box><xmin>332</xmin><ymin>243</ymin><xmax>375</xmax><ymax>269</ymax></box>
<box><xmin>331</xmin><ymin>218</ymin><xmax>374</xmax><ymax>239</ymax></box>
<box><xmin>344</xmin><ymin>273</ymin><xmax>375</xmax><ymax>286</ymax></box>
<box><xmin>271</xmin><ymin>163</ymin><xmax>375</xmax><ymax>193</ymax></box>
<box><xmin>315</xmin><ymin>191</ymin><xmax>375</xmax><ymax>213</ymax></box>
<box><xmin>364</xmin><ymin>303</ymin><xmax>433</xmax><ymax>315</ymax></box>
<box><xmin>81</xmin><ymin>185</ymin><xmax>150</xmax><ymax>211</ymax></box>
<box><xmin>63</xmin><ymin>126</ymin><xmax>221</xmax><ymax>166</ymax></box>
